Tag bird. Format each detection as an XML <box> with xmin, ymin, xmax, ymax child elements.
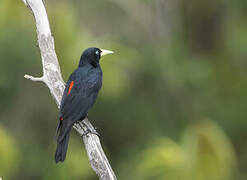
<box><xmin>55</xmin><ymin>47</ymin><xmax>113</xmax><ymax>163</ymax></box>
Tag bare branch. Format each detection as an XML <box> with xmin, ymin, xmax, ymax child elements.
<box><xmin>22</xmin><ymin>0</ymin><xmax>117</xmax><ymax>179</ymax></box>
<box><xmin>24</xmin><ymin>74</ymin><xmax>44</xmax><ymax>82</ymax></box>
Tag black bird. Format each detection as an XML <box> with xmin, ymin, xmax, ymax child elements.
<box><xmin>55</xmin><ymin>47</ymin><xmax>113</xmax><ymax>163</ymax></box>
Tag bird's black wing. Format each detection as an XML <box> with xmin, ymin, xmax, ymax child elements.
<box><xmin>59</xmin><ymin>66</ymin><xmax>102</xmax><ymax>121</ymax></box>
<box><xmin>56</xmin><ymin>66</ymin><xmax>102</xmax><ymax>142</ymax></box>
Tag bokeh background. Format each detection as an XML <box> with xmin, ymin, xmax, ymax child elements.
<box><xmin>0</xmin><ymin>0</ymin><xmax>247</xmax><ymax>179</ymax></box>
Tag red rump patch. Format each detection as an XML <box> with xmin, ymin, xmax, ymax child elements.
<box><xmin>60</xmin><ymin>117</ymin><xmax>64</xmax><ymax>121</ymax></box>
<box><xmin>67</xmin><ymin>81</ymin><xmax>74</xmax><ymax>95</ymax></box>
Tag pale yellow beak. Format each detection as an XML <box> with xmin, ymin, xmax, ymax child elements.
<box><xmin>100</xmin><ymin>49</ymin><xmax>114</xmax><ymax>57</ymax></box>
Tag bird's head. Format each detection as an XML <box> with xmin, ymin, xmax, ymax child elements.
<box><xmin>79</xmin><ymin>47</ymin><xmax>114</xmax><ymax>67</ymax></box>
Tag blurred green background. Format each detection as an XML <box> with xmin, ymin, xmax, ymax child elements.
<box><xmin>0</xmin><ymin>0</ymin><xmax>246</xmax><ymax>179</ymax></box>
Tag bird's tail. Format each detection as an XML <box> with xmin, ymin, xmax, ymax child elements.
<box><xmin>55</xmin><ymin>121</ymin><xmax>72</xmax><ymax>163</ymax></box>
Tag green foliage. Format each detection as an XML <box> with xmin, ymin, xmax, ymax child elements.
<box><xmin>182</xmin><ymin>120</ymin><xmax>236</xmax><ymax>180</ymax></box>
<box><xmin>118</xmin><ymin>120</ymin><xmax>236</xmax><ymax>180</ymax></box>
<box><xmin>0</xmin><ymin>124</ymin><xmax>20</xmax><ymax>179</ymax></box>
<box><xmin>42</xmin><ymin>138</ymin><xmax>94</xmax><ymax>180</ymax></box>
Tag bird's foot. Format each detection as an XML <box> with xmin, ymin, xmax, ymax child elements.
<box><xmin>79</xmin><ymin>121</ymin><xmax>100</xmax><ymax>137</ymax></box>
<box><xmin>82</xmin><ymin>128</ymin><xmax>100</xmax><ymax>137</ymax></box>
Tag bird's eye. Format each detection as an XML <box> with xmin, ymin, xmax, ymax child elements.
<box><xmin>95</xmin><ymin>51</ymin><xmax>99</xmax><ymax>55</ymax></box>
